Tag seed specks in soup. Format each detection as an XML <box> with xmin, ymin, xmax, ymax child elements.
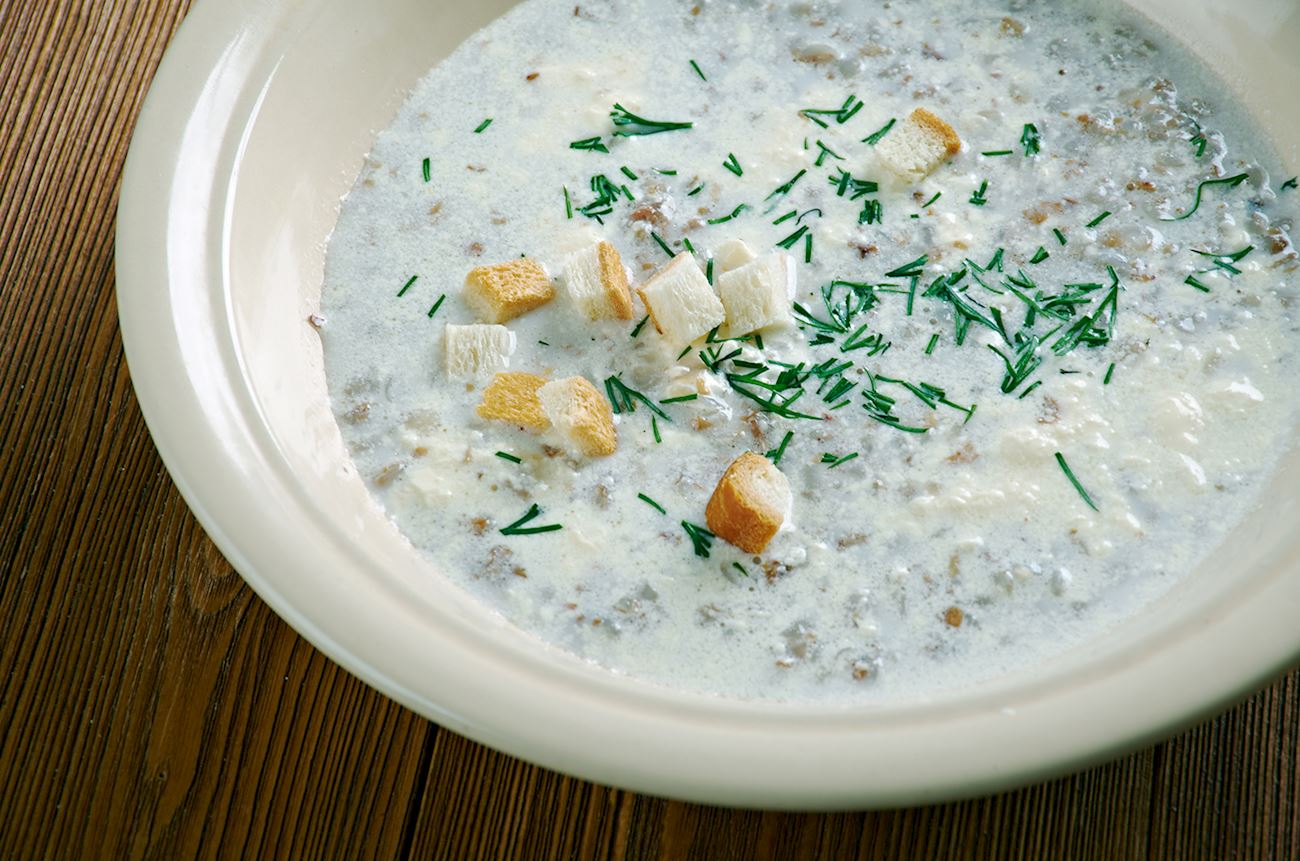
<box><xmin>320</xmin><ymin>0</ymin><xmax>1300</xmax><ymax>702</ymax></box>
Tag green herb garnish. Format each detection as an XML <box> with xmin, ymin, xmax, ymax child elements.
<box><xmin>1104</xmin><ymin>363</ymin><xmax>1116</xmax><ymax>385</ymax></box>
<box><xmin>495</xmin><ymin>451</ymin><xmax>522</xmax><ymax>464</ymax></box>
<box><xmin>650</xmin><ymin>231</ymin><xmax>675</xmax><ymax>258</ymax></box>
<box><xmin>1282</xmin><ymin>177</ymin><xmax>1298</xmax><ymax>191</ymax></box>
<box><xmin>732</xmin><ymin>562</ymin><xmax>750</xmax><ymax>577</ymax></box>
<box><xmin>397</xmin><ymin>275</ymin><xmax>418</xmax><ymax>297</ymax></box>
<box><xmin>862</xmin><ymin>117</ymin><xmax>896</xmax><ymax>145</ymax></box>
<box><xmin>707</xmin><ymin>203</ymin><xmax>749</xmax><ymax>225</ymax></box>
<box><xmin>859</xmin><ymin>200</ymin><xmax>883</xmax><ymax>224</ymax></box>
<box><xmin>1052</xmin><ymin>227</ymin><xmax>1067</xmax><ymax>246</ymax></box>
<box><xmin>982</xmin><ymin>149</ymin><xmax>1013</xmax><ymax>157</ymax></box>
<box><xmin>821</xmin><ymin>452</ymin><xmax>859</xmax><ymax>469</ymax></box>
<box><xmin>814</xmin><ymin>140</ymin><xmax>844</xmax><ymax>167</ymax></box>
<box><xmin>722</xmin><ymin>152</ymin><xmax>743</xmax><ymax>176</ymax></box>
<box><xmin>426</xmin><ymin>294</ymin><xmax>446</xmax><ymax>319</ymax></box>
<box><xmin>776</xmin><ymin>224</ymin><xmax>809</xmax><ymax>250</ymax></box>
<box><xmin>610</xmin><ymin>103</ymin><xmax>694</xmax><ymax>136</ymax></box>
<box><xmin>921</xmin><ymin>191</ymin><xmax>942</xmax><ymax>208</ymax></box>
<box><xmin>638</xmin><ymin>493</ymin><xmax>666</xmax><ymax>514</ymax></box>
<box><xmin>1029</xmin><ymin>246</ymin><xmax>1050</xmax><ymax>265</ymax></box>
<box><xmin>473</xmin><ymin>118</ymin><xmax>493</xmax><ymax>134</ymax></box>
<box><xmin>681</xmin><ymin>521</ymin><xmax>716</xmax><ymax>558</ymax></box>
<box><xmin>886</xmin><ymin>255</ymin><xmax>928</xmax><ymax>278</ymax></box>
<box><xmin>630</xmin><ymin>315</ymin><xmax>649</xmax><ymax>338</ymax></box>
<box><xmin>1162</xmin><ymin>172</ymin><xmax>1250</xmax><ymax>221</ymax></box>
<box><xmin>1086</xmin><ymin>210</ymin><xmax>1111</xmax><ymax>228</ymax></box>
<box><xmin>800</xmin><ymin>94</ymin><xmax>864</xmax><ymax>128</ymax></box>
<box><xmin>1185</xmin><ymin>274</ymin><xmax>1210</xmax><ymax>293</ymax></box>
<box><xmin>1021</xmin><ymin>123</ymin><xmax>1041</xmax><ymax>156</ymax></box>
<box><xmin>689</xmin><ymin>59</ymin><xmax>707</xmax><ymax>81</ymax></box>
<box><xmin>421</xmin><ymin>158</ymin><xmax>431</xmax><ymax>183</ymax></box>
<box><xmin>500</xmin><ymin>503</ymin><xmax>563</xmax><ymax>535</ymax></box>
<box><xmin>969</xmin><ymin>181</ymin><xmax>989</xmax><ymax>207</ymax></box>
<box><xmin>604</xmin><ymin>375</ymin><xmax>671</xmax><ymax>420</ymax></box>
<box><xmin>1054</xmin><ymin>452</ymin><xmax>1099</xmax><ymax>511</ymax></box>
<box><xmin>766</xmin><ymin>430</ymin><xmax>794</xmax><ymax>464</ymax></box>
<box><xmin>570</xmin><ymin>136</ymin><xmax>609</xmax><ymax>153</ymax></box>
<box><xmin>925</xmin><ymin>333</ymin><xmax>940</xmax><ymax>355</ymax></box>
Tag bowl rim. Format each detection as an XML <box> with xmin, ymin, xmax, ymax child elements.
<box><xmin>116</xmin><ymin>0</ymin><xmax>1300</xmax><ymax>808</ymax></box>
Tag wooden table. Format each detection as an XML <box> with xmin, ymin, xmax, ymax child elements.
<box><xmin>2</xmin><ymin>2</ymin><xmax>1298</xmax><ymax>857</ymax></box>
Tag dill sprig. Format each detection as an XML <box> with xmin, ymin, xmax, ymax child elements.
<box><xmin>820</xmin><ymin>452</ymin><xmax>859</xmax><ymax>469</ymax></box>
<box><xmin>1021</xmin><ymin>123</ymin><xmax>1041</xmax><ymax>156</ymax></box>
<box><xmin>570</xmin><ymin>136</ymin><xmax>609</xmax><ymax>153</ymax></box>
<box><xmin>1161</xmin><ymin>172</ymin><xmax>1250</xmax><ymax>221</ymax></box>
<box><xmin>604</xmin><ymin>375</ymin><xmax>671</xmax><ymax>420</ymax></box>
<box><xmin>1054</xmin><ymin>452</ymin><xmax>1099</xmax><ymax>511</ymax></box>
<box><xmin>800</xmin><ymin>94</ymin><xmax>864</xmax><ymax>128</ymax></box>
<box><xmin>610</xmin><ymin>103</ymin><xmax>693</xmax><ymax>136</ymax></box>
<box><xmin>638</xmin><ymin>493</ymin><xmax>666</xmax><ymax>514</ymax></box>
<box><xmin>681</xmin><ymin>521</ymin><xmax>716</xmax><ymax>558</ymax></box>
<box><xmin>862</xmin><ymin>117</ymin><xmax>896</xmax><ymax>145</ymax></box>
<box><xmin>500</xmin><ymin>503</ymin><xmax>563</xmax><ymax>535</ymax></box>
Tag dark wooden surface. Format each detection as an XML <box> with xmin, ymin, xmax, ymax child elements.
<box><xmin>1</xmin><ymin>2</ymin><xmax>1297</xmax><ymax>858</ymax></box>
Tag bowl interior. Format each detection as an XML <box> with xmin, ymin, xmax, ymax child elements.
<box><xmin>120</xmin><ymin>0</ymin><xmax>1300</xmax><ymax>806</ymax></box>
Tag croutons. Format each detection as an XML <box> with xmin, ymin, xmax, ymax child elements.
<box><xmin>636</xmin><ymin>252</ymin><xmax>726</xmax><ymax>348</ymax></box>
<box><xmin>875</xmin><ymin>108</ymin><xmax>961</xmax><ymax>179</ymax></box>
<box><xmin>463</xmin><ymin>258</ymin><xmax>556</xmax><ymax>323</ymax></box>
<box><xmin>705</xmin><ymin>452</ymin><xmax>791</xmax><ymax>554</ymax></box>
<box><xmin>538</xmin><ymin>376</ymin><xmax>617</xmax><ymax>457</ymax></box>
<box><xmin>717</xmin><ymin>252</ymin><xmax>796</xmax><ymax>336</ymax></box>
<box><xmin>713</xmin><ymin>238</ymin><xmax>757</xmax><ymax>273</ymax></box>
<box><xmin>476</xmin><ymin>372</ymin><xmax>550</xmax><ymax>431</ymax></box>
<box><xmin>560</xmin><ymin>241</ymin><xmax>635</xmax><ymax>320</ymax></box>
<box><xmin>444</xmin><ymin>323</ymin><xmax>516</xmax><ymax>379</ymax></box>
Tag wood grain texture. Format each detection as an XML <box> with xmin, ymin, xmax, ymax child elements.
<box><xmin>0</xmin><ymin>1</ymin><xmax>1296</xmax><ymax>858</ymax></box>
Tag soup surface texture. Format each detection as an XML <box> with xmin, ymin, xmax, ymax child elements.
<box><xmin>321</xmin><ymin>0</ymin><xmax>1300</xmax><ymax>702</ymax></box>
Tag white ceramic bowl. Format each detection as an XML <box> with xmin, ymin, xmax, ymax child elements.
<box><xmin>117</xmin><ymin>0</ymin><xmax>1300</xmax><ymax>808</ymax></box>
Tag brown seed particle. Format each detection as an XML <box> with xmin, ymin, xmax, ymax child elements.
<box><xmin>526</xmin><ymin>72</ymin><xmax>539</xmax><ymax>81</ymax></box>
<box><xmin>944</xmin><ymin>606</ymin><xmax>964</xmax><ymax>628</ymax></box>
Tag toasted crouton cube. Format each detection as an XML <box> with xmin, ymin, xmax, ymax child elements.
<box><xmin>717</xmin><ymin>252</ymin><xmax>796</xmax><ymax>336</ymax></box>
<box><xmin>636</xmin><ymin>252</ymin><xmax>725</xmax><ymax>348</ymax></box>
<box><xmin>463</xmin><ymin>258</ymin><xmax>556</xmax><ymax>323</ymax></box>
<box><xmin>875</xmin><ymin>108</ymin><xmax>961</xmax><ymax>179</ymax></box>
<box><xmin>560</xmin><ymin>241</ymin><xmax>635</xmax><ymax>320</ymax></box>
<box><xmin>444</xmin><ymin>323</ymin><xmax>516</xmax><ymax>379</ymax></box>
<box><xmin>705</xmin><ymin>452</ymin><xmax>792</xmax><ymax>554</ymax></box>
<box><xmin>476</xmin><ymin>372</ymin><xmax>550</xmax><ymax>431</ymax></box>
<box><xmin>713</xmin><ymin>238</ymin><xmax>757</xmax><ymax>273</ymax></box>
<box><xmin>538</xmin><ymin>376</ymin><xmax>617</xmax><ymax>457</ymax></box>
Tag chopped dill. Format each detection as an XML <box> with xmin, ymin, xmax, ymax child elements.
<box><xmin>766</xmin><ymin>431</ymin><xmax>794</xmax><ymax>465</ymax></box>
<box><xmin>722</xmin><ymin>152</ymin><xmax>744</xmax><ymax>176</ymax></box>
<box><xmin>650</xmin><ymin>231</ymin><xmax>675</xmax><ymax>258</ymax></box>
<box><xmin>681</xmin><ymin>520</ymin><xmax>716</xmax><ymax>558</ymax></box>
<box><xmin>499</xmin><ymin>503</ymin><xmax>563</xmax><ymax>536</ymax></box>
<box><xmin>707</xmin><ymin>203</ymin><xmax>749</xmax><ymax>225</ymax></box>
<box><xmin>610</xmin><ymin>103</ymin><xmax>694</xmax><ymax>136</ymax></box>
<box><xmin>638</xmin><ymin>493</ymin><xmax>666</xmax><ymax>514</ymax></box>
<box><xmin>862</xmin><ymin>117</ymin><xmax>896</xmax><ymax>145</ymax></box>
<box><xmin>473</xmin><ymin>118</ymin><xmax>493</xmax><ymax>134</ymax></box>
<box><xmin>426</xmin><ymin>294</ymin><xmax>446</xmax><ymax>319</ymax></box>
<box><xmin>1054</xmin><ymin>451</ymin><xmax>1099</xmax><ymax>511</ymax></box>
<box><xmin>820</xmin><ymin>452</ymin><xmax>859</xmax><ymax>469</ymax></box>
<box><xmin>397</xmin><ymin>275</ymin><xmax>418</xmax><ymax>297</ymax></box>
<box><xmin>569</xmin><ymin>136</ymin><xmax>609</xmax><ymax>153</ymax></box>
<box><xmin>776</xmin><ymin>224</ymin><xmax>810</xmax><ymax>250</ymax></box>
<box><xmin>1161</xmin><ymin>172</ymin><xmax>1250</xmax><ymax>221</ymax></box>
<box><xmin>1021</xmin><ymin>123</ymin><xmax>1041</xmax><ymax>156</ymax></box>
<box><xmin>800</xmin><ymin>93</ymin><xmax>864</xmax><ymax>127</ymax></box>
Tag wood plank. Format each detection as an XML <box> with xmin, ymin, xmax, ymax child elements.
<box><xmin>0</xmin><ymin>3</ymin><xmax>433</xmax><ymax>858</ymax></box>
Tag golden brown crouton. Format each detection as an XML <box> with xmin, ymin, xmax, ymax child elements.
<box><xmin>705</xmin><ymin>452</ymin><xmax>791</xmax><ymax>554</ymax></box>
<box><xmin>476</xmin><ymin>372</ymin><xmax>550</xmax><ymax>431</ymax></box>
<box><xmin>463</xmin><ymin>258</ymin><xmax>556</xmax><ymax>323</ymax></box>
<box><xmin>538</xmin><ymin>376</ymin><xmax>617</xmax><ymax>457</ymax></box>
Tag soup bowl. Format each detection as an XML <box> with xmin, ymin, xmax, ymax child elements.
<box><xmin>117</xmin><ymin>0</ymin><xmax>1300</xmax><ymax>808</ymax></box>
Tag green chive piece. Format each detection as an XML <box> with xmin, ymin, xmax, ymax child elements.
<box><xmin>689</xmin><ymin>59</ymin><xmax>707</xmax><ymax>81</ymax></box>
<box><xmin>1103</xmin><ymin>363</ymin><xmax>1115</xmax><ymax>385</ymax></box>
<box><xmin>638</xmin><ymin>493</ymin><xmax>666</xmax><ymax>514</ymax></box>
<box><xmin>722</xmin><ymin>153</ymin><xmax>743</xmax><ymax>176</ymax></box>
<box><xmin>500</xmin><ymin>503</ymin><xmax>563</xmax><ymax>535</ymax></box>
<box><xmin>495</xmin><ymin>451</ymin><xmax>522</xmax><ymax>464</ymax></box>
<box><xmin>766</xmin><ymin>431</ymin><xmax>793</xmax><ymax>464</ymax></box>
<box><xmin>1086</xmin><ymin>210</ymin><xmax>1111</xmax><ymax>228</ymax></box>
<box><xmin>862</xmin><ymin>117</ymin><xmax>896</xmax><ymax>145</ymax></box>
<box><xmin>397</xmin><ymin>275</ymin><xmax>418</xmax><ymax>297</ymax></box>
<box><xmin>1054</xmin><ymin>452</ymin><xmax>1099</xmax><ymax>511</ymax></box>
<box><xmin>650</xmin><ymin>231</ymin><xmax>675</xmax><ymax>258</ymax></box>
<box><xmin>421</xmin><ymin>158</ymin><xmax>431</xmax><ymax>183</ymax></box>
<box><xmin>473</xmin><ymin>118</ymin><xmax>493</xmax><ymax>133</ymax></box>
<box><xmin>426</xmin><ymin>294</ymin><xmax>446</xmax><ymax>319</ymax></box>
<box><xmin>1161</xmin><ymin>172</ymin><xmax>1250</xmax><ymax>222</ymax></box>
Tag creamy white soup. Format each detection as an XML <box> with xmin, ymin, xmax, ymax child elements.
<box><xmin>319</xmin><ymin>0</ymin><xmax>1300</xmax><ymax>702</ymax></box>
